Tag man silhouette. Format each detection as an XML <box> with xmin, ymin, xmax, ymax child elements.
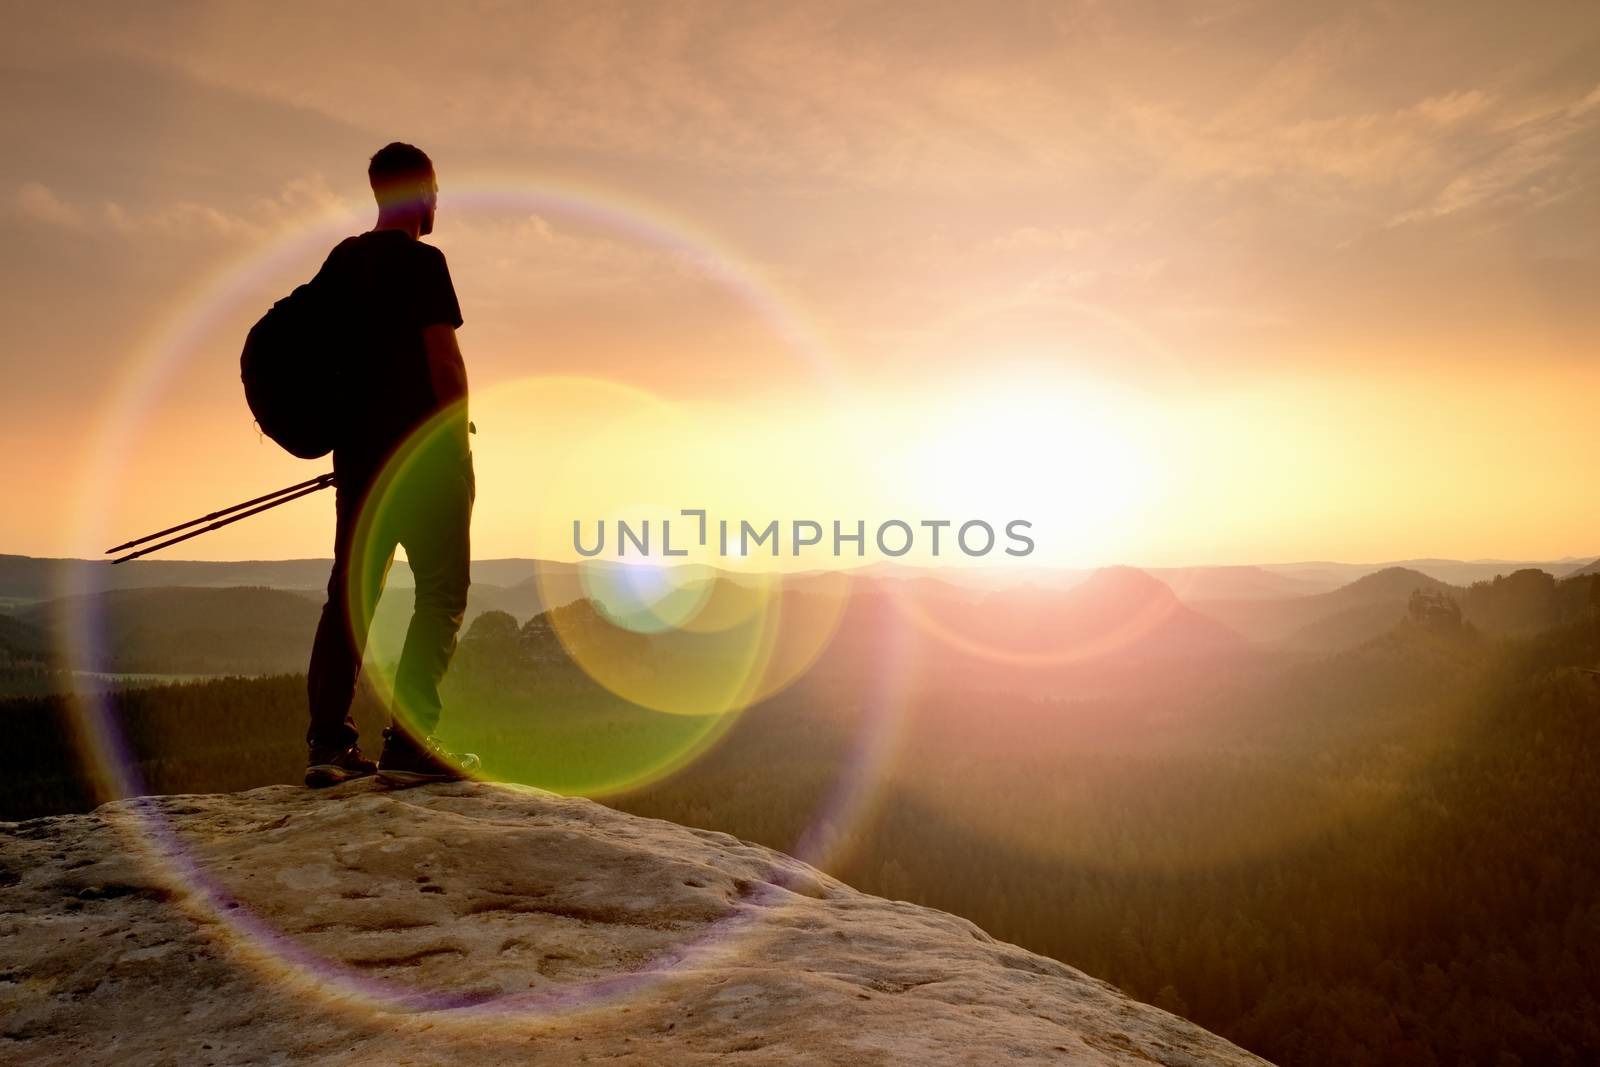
<box><xmin>304</xmin><ymin>142</ymin><xmax>480</xmax><ymax>787</ymax></box>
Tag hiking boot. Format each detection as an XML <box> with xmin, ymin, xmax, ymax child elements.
<box><xmin>305</xmin><ymin>743</ymin><xmax>378</xmax><ymax>788</ymax></box>
<box><xmin>376</xmin><ymin>727</ymin><xmax>481</xmax><ymax>785</ymax></box>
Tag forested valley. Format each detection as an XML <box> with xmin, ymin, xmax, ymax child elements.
<box><xmin>4</xmin><ymin>577</ymin><xmax>1599</xmax><ymax>1065</ymax></box>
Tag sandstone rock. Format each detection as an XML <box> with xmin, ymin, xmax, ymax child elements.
<box><xmin>0</xmin><ymin>782</ymin><xmax>1270</xmax><ymax>1065</ymax></box>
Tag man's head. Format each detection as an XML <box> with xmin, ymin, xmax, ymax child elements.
<box><xmin>368</xmin><ymin>142</ymin><xmax>437</xmax><ymax>236</ymax></box>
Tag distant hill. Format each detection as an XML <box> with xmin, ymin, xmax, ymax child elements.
<box><xmin>1148</xmin><ymin>565</ymin><xmax>1333</xmax><ymax>601</ymax></box>
<box><xmin>0</xmin><ymin>554</ymin><xmax>603</xmax><ymax>605</ymax></box>
<box><xmin>836</xmin><ymin>566</ymin><xmax>1246</xmax><ymax>668</ymax></box>
<box><xmin>1456</xmin><ymin>568</ymin><xmax>1557</xmax><ymax>634</ymax></box>
<box><xmin>1563</xmin><ymin>557</ymin><xmax>1600</xmax><ymax>579</ymax></box>
<box><xmin>0</xmin><ymin>554</ymin><xmax>346</xmax><ymax>602</ymax></box>
<box><xmin>1198</xmin><ymin>565</ymin><xmax>1600</xmax><ymax>651</ymax></box>
<box><xmin>1196</xmin><ymin>567</ymin><xmax>1455</xmax><ymax>650</ymax></box>
<box><xmin>458</xmin><ymin>565</ymin><xmax>1248</xmax><ymax>693</ymax></box>
<box><xmin>1330</xmin><ymin>566</ymin><xmax>1456</xmax><ymax>604</ymax></box>
<box><xmin>4</xmin><ymin>551</ymin><xmax>1593</xmax><ymax>607</ymax></box>
<box><xmin>0</xmin><ymin>613</ymin><xmax>59</xmax><ymax>695</ymax></box>
<box><xmin>22</xmin><ymin>586</ymin><xmax>325</xmax><ymax>675</ymax></box>
<box><xmin>0</xmin><ymin>554</ymin><xmax>763</xmax><ymax>609</ymax></box>
<box><xmin>0</xmin><ymin>612</ymin><xmax>47</xmax><ymax>659</ymax></box>
<box><xmin>1259</xmin><ymin>558</ymin><xmax>1593</xmax><ymax>588</ymax></box>
<box><xmin>20</xmin><ymin>576</ymin><xmax>582</xmax><ymax>677</ymax></box>
<box><xmin>11</xmin><ymin>550</ymin><xmax>1595</xmax><ymax>674</ymax></box>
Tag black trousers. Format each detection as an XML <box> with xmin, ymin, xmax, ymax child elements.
<box><xmin>306</xmin><ymin>447</ymin><xmax>474</xmax><ymax>748</ymax></box>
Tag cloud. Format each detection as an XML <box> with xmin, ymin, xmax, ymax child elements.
<box><xmin>6</xmin><ymin>0</ymin><xmax>1599</xmax><ymax>396</ymax></box>
<box><xmin>102</xmin><ymin>199</ymin><xmax>261</xmax><ymax>239</ymax></box>
<box><xmin>1119</xmin><ymin>84</ymin><xmax>1502</xmax><ymax>189</ymax></box>
<box><xmin>11</xmin><ymin>173</ymin><xmax>356</xmax><ymax>243</ymax></box>
<box><xmin>13</xmin><ymin>4</ymin><xmax>1118</xmax><ymax>191</ymax></box>
<box><xmin>1413</xmin><ymin>89</ymin><xmax>1494</xmax><ymax>126</ymax></box>
<box><xmin>1390</xmin><ymin>82</ymin><xmax>1600</xmax><ymax>225</ymax></box>
<box><xmin>14</xmin><ymin>182</ymin><xmax>85</xmax><ymax>229</ymax></box>
<box><xmin>251</xmin><ymin>174</ymin><xmax>352</xmax><ymax>226</ymax></box>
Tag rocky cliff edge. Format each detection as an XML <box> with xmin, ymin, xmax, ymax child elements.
<box><xmin>1</xmin><ymin>781</ymin><xmax>1270</xmax><ymax>1065</ymax></box>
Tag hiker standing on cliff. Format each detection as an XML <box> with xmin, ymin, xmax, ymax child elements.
<box><xmin>304</xmin><ymin>142</ymin><xmax>480</xmax><ymax>787</ymax></box>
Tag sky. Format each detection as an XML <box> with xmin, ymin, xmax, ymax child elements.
<box><xmin>2</xmin><ymin>1</ymin><xmax>1598</xmax><ymax>568</ymax></box>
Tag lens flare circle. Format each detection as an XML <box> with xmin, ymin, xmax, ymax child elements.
<box><xmin>336</xmin><ymin>371</ymin><xmax>857</xmax><ymax>796</ymax></box>
<box><xmin>59</xmin><ymin>176</ymin><xmax>916</xmax><ymax>1027</ymax></box>
<box><xmin>581</xmin><ymin>563</ymin><xmax>716</xmax><ymax>635</ymax></box>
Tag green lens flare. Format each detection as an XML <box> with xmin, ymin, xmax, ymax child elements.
<box><xmin>346</xmin><ymin>380</ymin><xmax>852</xmax><ymax>797</ymax></box>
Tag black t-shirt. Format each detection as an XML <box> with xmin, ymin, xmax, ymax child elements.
<box><xmin>315</xmin><ymin>230</ymin><xmax>463</xmax><ymax>474</ymax></box>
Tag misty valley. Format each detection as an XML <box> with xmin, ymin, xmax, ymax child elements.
<box><xmin>3</xmin><ymin>554</ymin><xmax>1598</xmax><ymax>1065</ymax></box>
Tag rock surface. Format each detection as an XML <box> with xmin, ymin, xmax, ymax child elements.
<box><xmin>1</xmin><ymin>781</ymin><xmax>1270</xmax><ymax>1065</ymax></box>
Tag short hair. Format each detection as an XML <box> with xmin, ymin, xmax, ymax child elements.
<box><xmin>368</xmin><ymin>142</ymin><xmax>434</xmax><ymax>200</ymax></box>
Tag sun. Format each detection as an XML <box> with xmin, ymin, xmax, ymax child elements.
<box><xmin>886</xmin><ymin>379</ymin><xmax>1162</xmax><ymax>566</ymax></box>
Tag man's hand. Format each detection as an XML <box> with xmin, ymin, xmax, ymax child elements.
<box><xmin>422</xmin><ymin>323</ymin><xmax>470</xmax><ymax>456</ymax></box>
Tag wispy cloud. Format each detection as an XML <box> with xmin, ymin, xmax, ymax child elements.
<box><xmin>4</xmin><ymin>0</ymin><xmax>1598</xmax><ymax>392</ymax></box>
<box><xmin>14</xmin><ymin>182</ymin><xmax>84</xmax><ymax>229</ymax></box>
<box><xmin>10</xmin><ymin>173</ymin><xmax>353</xmax><ymax>242</ymax></box>
<box><xmin>1390</xmin><ymin>82</ymin><xmax>1600</xmax><ymax>225</ymax></box>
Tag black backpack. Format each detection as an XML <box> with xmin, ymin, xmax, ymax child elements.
<box><xmin>240</xmin><ymin>260</ymin><xmax>344</xmax><ymax>460</ymax></box>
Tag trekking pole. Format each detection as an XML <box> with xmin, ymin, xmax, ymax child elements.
<box><xmin>105</xmin><ymin>472</ymin><xmax>335</xmax><ymax>565</ymax></box>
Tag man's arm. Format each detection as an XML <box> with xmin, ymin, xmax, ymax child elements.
<box><xmin>423</xmin><ymin>323</ymin><xmax>470</xmax><ymax>455</ymax></box>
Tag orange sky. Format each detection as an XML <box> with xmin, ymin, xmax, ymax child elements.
<box><xmin>3</xmin><ymin>3</ymin><xmax>1598</xmax><ymax>567</ymax></box>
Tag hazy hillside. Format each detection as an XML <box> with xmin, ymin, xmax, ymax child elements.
<box><xmin>1456</xmin><ymin>568</ymin><xmax>1565</xmax><ymax>634</ymax></box>
<box><xmin>22</xmin><ymin>559</ymin><xmax>1595</xmax><ymax>685</ymax></box>
<box><xmin>795</xmin><ymin>566</ymin><xmax>1249</xmax><ymax>680</ymax></box>
<box><xmin>7</xmin><ymin>551</ymin><xmax>1592</xmax><ymax>608</ymax></box>
<box><xmin>1148</xmin><ymin>565</ymin><xmax>1332</xmax><ymax>600</ymax></box>
<box><xmin>1259</xmin><ymin>558</ymin><xmax>1593</xmax><ymax>588</ymax></box>
<box><xmin>0</xmin><ymin>553</ymin><xmax>606</xmax><ymax>606</ymax></box>
<box><xmin>19</xmin><ymin>565</ymin><xmax>1241</xmax><ymax>680</ymax></box>
<box><xmin>1196</xmin><ymin>566</ymin><xmax>1600</xmax><ymax>654</ymax></box>
<box><xmin>1194</xmin><ymin>566</ymin><xmax>1452</xmax><ymax>648</ymax></box>
<box><xmin>0</xmin><ymin>554</ymin><xmax>344</xmax><ymax>602</ymax></box>
<box><xmin>0</xmin><ymin>553</ymin><xmax>802</xmax><ymax>607</ymax></box>
<box><xmin>0</xmin><ymin>611</ymin><xmax>46</xmax><ymax>661</ymax></box>
<box><xmin>22</xmin><ymin>586</ymin><xmax>325</xmax><ymax>675</ymax></box>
